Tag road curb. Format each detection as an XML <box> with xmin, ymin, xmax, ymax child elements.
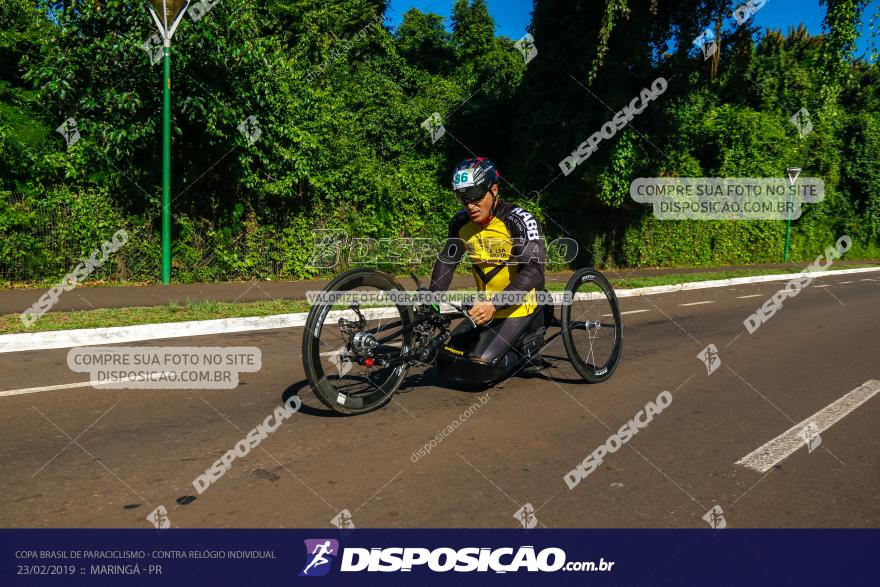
<box><xmin>2</xmin><ymin>266</ymin><xmax>878</xmax><ymax>354</ymax></box>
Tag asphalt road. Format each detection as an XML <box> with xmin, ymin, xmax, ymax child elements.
<box><xmin>0</xmin><ymin>273</ymin><xmax>878</xmax><ymax>528</ymax></box>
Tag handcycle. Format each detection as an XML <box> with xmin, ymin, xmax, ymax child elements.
<box><xmin>301</xmin><ymin>267</ymin><xmax>623</xmax><ymax>415</ymax></box>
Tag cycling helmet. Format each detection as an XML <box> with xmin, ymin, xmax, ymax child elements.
<box><xmin>451</xmin><ymin>157</ymin><xmax>500</xmax><ymax>199</ymax></box>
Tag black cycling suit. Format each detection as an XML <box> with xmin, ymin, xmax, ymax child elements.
<box><xmin>430</xmin><ymin>200</ymin><xmax>545</xmax><ymax>365</ymax></box>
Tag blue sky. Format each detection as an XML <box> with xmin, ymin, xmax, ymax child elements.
<box><xmin>385</xmin><ymin>0</ymin><xmax>878</xmax><ymax>59</ymax></box>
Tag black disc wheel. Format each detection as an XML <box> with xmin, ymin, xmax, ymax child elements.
<box><xmin>561</xmin><ymin>268</ymin><xmax>623</xmax><ymax>383</ymax></box>
<box><xmin>302</xmin><ymin>268</ymin><xmax>414</xmax><ymax>415</ymax></box>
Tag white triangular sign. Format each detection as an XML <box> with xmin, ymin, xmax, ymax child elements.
<box><xmin>787</xmin><ymin>167</ymin><xmax>802</xmax><ymax>186</ymax></box>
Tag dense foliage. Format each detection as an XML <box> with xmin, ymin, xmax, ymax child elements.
<box><xmin>1</xmin><ymin>0</ymin><xmax>878</xmax><ymax>283</ymax></box>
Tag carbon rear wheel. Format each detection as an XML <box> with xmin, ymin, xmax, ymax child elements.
<box><xmin>302</xmin><ymin>268</ymin><xmax>414</xmax><ymax>415</ymax></box>
<box><xmin>561</xmin><ymin>268</ymin><xmax>622</xmax><ymax>383</ymax></box>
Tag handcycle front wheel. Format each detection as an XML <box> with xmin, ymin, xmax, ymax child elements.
<box><xmin>560</xmin><ymin>267</ymin><xmax>623</xmax><ymax>383</ymax></box>
<box><xmin>302</xmin><ymin>268</ymin><xmax>415</xmax><ymax>415</ymax></box>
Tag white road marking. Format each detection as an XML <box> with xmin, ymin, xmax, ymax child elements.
<box><xmin>839</xmin><ymin>281</ymin><xmax>854</xmax><ymax>284</ymax></box>
<box><xmin>735</xmin><ymin>294</ymin><xmax>763</xmax><ymax>299</ymax></box>
<box><xmin>812</xmin><ymin>284</ymin><xmax>830</xmax><ymax>288</ymax></box>
<box><xmin>736</xmin><ymin>380</ymin><xmax>880</xmax><ymax>473</ymax></box>
<box><xmin>678</xmin><ymin>301</ymin><xmax>715</xmax><ymax>307</ymax></box>
<box><xmin>860</xmin><ymin>278</ymin><xmax>878</xmax><ymax>282</ymax></box>
<box><xmin>607</xmin><ymin>309</ymin><xmax>651</xmax><ymax>316</ymax></box>
<box><xmin>0</xmin><ymin>381</ymin><xmax>92</xmax><ymax>397</ymax></box>
<box><xmin>0</xmin><ymin>373</ymin><xmax>175</xmax><ymax>399</ymax></box>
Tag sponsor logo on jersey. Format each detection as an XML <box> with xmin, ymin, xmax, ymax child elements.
<box><xmin>512</xmin><ymin>207</ymin><xmax>540</xmax><ymax>240</ymax></box>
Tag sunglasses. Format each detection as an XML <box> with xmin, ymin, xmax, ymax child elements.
<box><xmin>455</xmin><ymin>188</ymin><xmax>488</xmax><ymax>205</ymax></box>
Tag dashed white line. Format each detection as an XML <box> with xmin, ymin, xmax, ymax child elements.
<box><xmin>678</xmin><ymin>301</ymin><xmax>715</xmax><ymax>307</ymax></box>
<box><xmin>611</xmin><ymin>309</ymin><xmax>651</xmax><ymax>316</ymax></box>
<box><xmin>0</xmin><ymin>380</ymin><xmax>93</xmax><ymax>398</ymax></box>
<box><xmin>812</xmin><ymin>284</ymin><xmax>831</xmax><ymax>288</ymax></box>
<box><xmin>735</xmin><ymin>294</ymin><xmax>763</xmax><ymax>299</ymax></box>
<box><xmin>0</xmin><ymin>373</ymin><xmax>177</xmax><ymax>398</ymax></box>
<box><xmin>839</xmin><ymin>281</ymin><xmax>854</xmax><ymax>284</ymax></box>
<box><xmin>735</xmin><ymin>380</ymin><xmax>880</xmax><ymax>473</ymax></box>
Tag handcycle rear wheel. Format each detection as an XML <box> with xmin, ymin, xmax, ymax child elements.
<box><xmin>302</xmin><ymin>268</ymin><xmax>414</xmax><ymax>415</ymax></box>
<box><xmin>560</xmin><ymin>267</ymin><xmax>622</xmax><ymax>383</ymax></box>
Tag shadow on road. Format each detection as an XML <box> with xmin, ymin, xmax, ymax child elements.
<box><xmin>283</xmin><ymin>367</ymin><xmax>494</xmax><ymax>417</ymax></box>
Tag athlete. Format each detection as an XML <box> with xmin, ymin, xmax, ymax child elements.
<box><xmin>430</xmin><ymin>157</ymin><xmax>546</xmax><ymax>369</ymax></box>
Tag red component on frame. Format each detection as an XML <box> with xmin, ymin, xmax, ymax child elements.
<box><xmin>364</xmin><ymin>357</ymin><xmax>375</xmax><ymax>367</ymax></box>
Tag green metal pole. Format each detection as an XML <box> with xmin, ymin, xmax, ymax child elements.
<box><xmin>161</xmin><ymin>42</ymin><xmax>172</xmax><ymax>284</ymax></box>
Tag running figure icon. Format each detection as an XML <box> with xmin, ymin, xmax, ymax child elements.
<box><xmin>302</xmin><ymin>540</ymin><xmax>336</xmax><ymax>575</ymax></box>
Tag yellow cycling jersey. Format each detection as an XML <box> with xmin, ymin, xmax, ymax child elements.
<box><xmin>430</xmin><ymin>201</ymin><xmax>545</xmax><ymax>319</ymax></box>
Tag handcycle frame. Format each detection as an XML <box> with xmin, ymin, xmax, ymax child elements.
<box><xmin>337</xmin><ymin>275</ymin><xmax>567</xmax><ymax>378</ymax></box>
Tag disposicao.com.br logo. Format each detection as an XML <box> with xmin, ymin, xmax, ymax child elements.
<box><xmin>301</xmin><ymin>543</ymin><xmax>614</xmax><ymax>574</ymax></box>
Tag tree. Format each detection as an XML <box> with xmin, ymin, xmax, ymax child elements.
<box><xmin>395</xmin><ymin>8</ymin><xmax>454</xmax><ymax>75</ymax></box>
<box><xmin>452</xmin><ymin>0</ymin><xmax>494</xmax><ymax>61</ymax></box>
